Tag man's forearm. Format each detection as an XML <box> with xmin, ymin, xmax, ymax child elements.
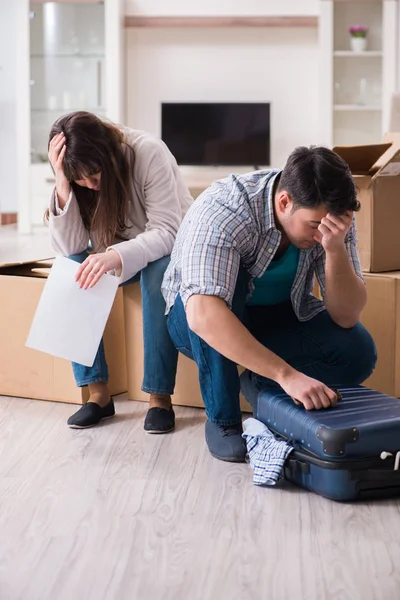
<box><xmin>324</xmin><ymin>247</ymin><xmax>367</xmax><ymax>328</ymax></box>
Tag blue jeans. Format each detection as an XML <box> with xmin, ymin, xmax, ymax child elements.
<box><xmin>166</xmin><ymin>269</ymin><xmax>377</xmax><ymax>426</ymax></box>
<box><xmin>69</xmin><ymin>252</ymin><xmax>178</xmax><ymax>394</ymax></box>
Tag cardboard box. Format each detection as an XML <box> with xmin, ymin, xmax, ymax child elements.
<box><xmin>333</xmin><ymin>138</ymin><xmax>400</xmax><ymax>272</ymax></box>
<box><xmin>307</xmin><ymin>277</ymin><xmax>399</xmax><ymax>397</ymax></box>
<box><xmin>123</xmin><ymin>283</ymin><xmax>252</xmax><ymax>412</ymax></box>
<box><xmin>361</xmin><ymin>272</ymin><xmax>400</xmax><ymax>398</ymax></box>
<box><xmin>0</xmin><ymin>260</ymin><xmax>127</xmax><ymax>404</ymax></box>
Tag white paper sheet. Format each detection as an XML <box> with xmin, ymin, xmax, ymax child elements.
<box><xmin>26</xmin><ymin>256</ymin><xmax>119</xmax><ymax>367</ymax></box>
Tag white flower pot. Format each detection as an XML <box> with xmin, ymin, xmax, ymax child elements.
<box><xmin>350</xmin><ymin>37</ymin><xmax>367</xmax><ymax>52</ymax></box>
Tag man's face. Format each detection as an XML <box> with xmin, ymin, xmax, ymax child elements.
<box><xmin>276</xmin><ymin>192</ymin><xmax>329</xmax><ymax>249</ymax></box>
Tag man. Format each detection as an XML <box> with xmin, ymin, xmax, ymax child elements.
<box><xmin>162</xmin><ymin>146</ymin><xmax>377</xmax><ymax>462</ymax></box>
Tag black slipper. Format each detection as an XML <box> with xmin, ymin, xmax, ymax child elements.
<box><xmin>67</xmin><ymin>398</ymin><xmax>115</xmax><ymax>429</ymax></box>
<box><xmin>144</xmin><ymin>407</ymin><xmax>175</xmax><ymax>434</ymax></box>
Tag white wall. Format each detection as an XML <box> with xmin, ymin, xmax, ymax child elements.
<box><xmin>125</xmin><ymin>26</ymin><xmax>320</xmax><ymax>168</ymax></box>
<box><xmin>0</xmin><ymin>0</ymin><xmax>18</xmax><ymax>213</ymax></box>
<box><xmin>125</xmin><ymin>0</ymin><xmax>319</xmax><ymax>17</ymax></box>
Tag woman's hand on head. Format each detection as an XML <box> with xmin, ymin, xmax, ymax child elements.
<box><xmin>48</xmin><ymin>132</ymin><xmax>71</xmax><ymax>203</ymax></box>
<box><xmin>75</xmin><ymin>250</ymin><xmax>122</xmax><ymax>290</ymax></box>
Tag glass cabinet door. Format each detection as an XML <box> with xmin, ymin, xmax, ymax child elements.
<box><xmin>29</xmin><ymin>2</ymin><xmax>105</xmax><ymax>163</ymax></box>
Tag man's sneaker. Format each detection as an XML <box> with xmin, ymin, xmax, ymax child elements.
<box><xmin>205</xmin><ymin>420</ymin><xmax>246</xmax><ymax>462</ymax></box>
<box><xmin>67</xmin><ymin>398</ymin><xmax>115</xmax><ymax>429</ymax></box>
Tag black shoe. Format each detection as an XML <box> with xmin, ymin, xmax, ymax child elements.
<box><xmin>205</xmin><ymin>420</ymin><xmax>246</xmax><ymax>462</ymax></box>
<box><xmin>144</xmin><ymin>407</ymin><xmax>175</xmax><ymax>434</ymax></box>
<box><xmin>67</xmin><ymin>398</ymin><xmax>115</xmax><ymax>429</ymax></box>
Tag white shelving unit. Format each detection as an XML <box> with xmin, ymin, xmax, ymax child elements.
<box><xmin>334</xmin><ymin>104</ymin><xmax>382</xmax><ymax>111</ymax></box>
<box><xmin>334</xmin><ymin>51</ymin><xmax>383</xmax><ymax>58</ymax></box>
<box><xmin>15</xmin><ymin>0</ymin><xmax>124</xmax><ymax>233</ymax></box>
<box><xmin>319</xmin><ymin>0</ymin><xmax>398</xmax><ymax>148</ymax></box>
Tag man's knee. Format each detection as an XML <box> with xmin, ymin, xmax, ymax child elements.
<box><xmin>167</xmin><ymin>295</ymin><xmax>193</xmax><ymax>358</ymax></box>
<box><xmin>344</xmin><ymin>323</ymin><xmax>377</xmax><ymax>384</ymax></box>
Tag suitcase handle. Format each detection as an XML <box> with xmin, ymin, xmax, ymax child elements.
<box><xmin>351</xmin><ymin>469</ymin><xmax>400</xmax><ymax>483</ymax></box>
<box><xmin>289</xmin><ymin>449</ymin><xmax>400</xmax><ymax>472</ymax></box>
<box><xmin>287</xmin><ymin>452</ymin><xmax>400</xmax><ymax>491</ymax></box>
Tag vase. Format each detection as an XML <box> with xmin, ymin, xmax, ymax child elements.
<box><xmin>350</xmin><ymin>37</ymin><xmax>367</xmax><ymax>52</ymax></box>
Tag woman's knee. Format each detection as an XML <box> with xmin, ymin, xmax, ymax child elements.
<box><xmin>68</xmin><ymin>250</ymin><xmax>89</xmax><ymax>264</ymax></box>
<box><xmin>141</xmin><ymin>256</ymin><xmax>171</xmax><ymax>294</ymax></box>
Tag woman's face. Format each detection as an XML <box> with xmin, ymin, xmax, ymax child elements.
<box><xmin>75</xmin><ymin>172</ymin><xmax>101</xmax><ymax>191</ymax></box>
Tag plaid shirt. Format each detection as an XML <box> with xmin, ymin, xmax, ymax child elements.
<box><xmin>162</xmin><ymin>169</ymin><xmax>363</xmax><ymax>321</ymax></box>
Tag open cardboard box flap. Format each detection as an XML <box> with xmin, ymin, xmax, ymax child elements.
<box><xmin>0</xmin><ymin>258</ymin><xmax>54</xmax><ymax>277</ymax></box>
<box><xmin>373</xmin><ymin>133</ymin><xmax>400</xmax><ymax>169</ymax></box>
<box><xmin>333</xmin><ymin>143</ymin><xmax>392</xmax><ymax>176</ymax></box>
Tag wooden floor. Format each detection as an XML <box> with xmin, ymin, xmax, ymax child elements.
<box><xmin>1</xmin><ymin>227</ymin><xmax>400</xmax><ymax>599</ymax></box>
<box><xmin>0</xmin><ymin>395</ymin><xmax>399</xmax><ymax>600</ymax></box>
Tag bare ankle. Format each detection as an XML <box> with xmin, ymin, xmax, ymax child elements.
<box><xmin>88</xmin><ymin>382</ymin><xmax>110</xmax><ymax>407</ymax></box>
<box><xmin>149</xmin><ymin>394</ymin><xmax>172</xmax><ymax>410</ymax></box>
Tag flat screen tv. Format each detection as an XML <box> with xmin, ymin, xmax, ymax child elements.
<box><xmin>161</xmin><ymin>102</ymin><xmax>270</xmax><ymax>167</ymax></box>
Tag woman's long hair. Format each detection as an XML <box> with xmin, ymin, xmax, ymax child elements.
<box><xmin>47</xmin><ymin>111</ymin><xmax>134</xmax><ymax>250</ymax></box>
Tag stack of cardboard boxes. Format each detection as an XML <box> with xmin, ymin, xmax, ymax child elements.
<box><xmin>0</xmin><ymin>256</ymin><xmax>250</xmax><ymax>410</ymax></box>
<box><xmin>334</xmin><ymin>135</ymin><xmax>400</xmax><ymax>397</ymax></box>
<box><xmin>2</xmin><ymin>137</ymin><xmax>399</xmax><ymax>408</ymax></box>
<box><xmin>125</xmin><ymin>136</ymin><xmax>400</xmax><ymax>403</ymax></box>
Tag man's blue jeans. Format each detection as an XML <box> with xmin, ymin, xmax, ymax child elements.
<box><xmin>166</xmin><ymin>269</ymin><xmax>377</xmax><ymax>426</ymax></box>
<box><xmin>69</xmin><ymin>252</ymin><xmax>178</xmax><ymax>395</ymax></box>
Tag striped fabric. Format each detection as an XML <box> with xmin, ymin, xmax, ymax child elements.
<box><xmin>243</xmin><ymin>418</ymin><xmax>294</xmax><ymax>486</ymax></box>
<box><xmin>162</xmin><ymin>169</ymin><xmax>364</xmax><ymax>321</ymax></box>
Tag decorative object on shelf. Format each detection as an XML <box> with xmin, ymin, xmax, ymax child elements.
<box><xmin>48</xmin><ymin>95</ymin><xmax>57</xmax><ymax>111</ymax></box>
<box><xmin>349</xmin><ymin>25</ymin><xmax>368</xmax><ymax>52</ymax></box>
<box><xmin>358</xmin><ymin>78</ymin><xmax>368</xmax><ymax>105</ymax></box>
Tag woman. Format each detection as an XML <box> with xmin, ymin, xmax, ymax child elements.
<box><xmin>47</xmin><ymin>111</ymin><xmax>192</xmax><ymax>431</ymax></box>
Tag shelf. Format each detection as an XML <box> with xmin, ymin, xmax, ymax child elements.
<box><xmin>124</xmin><ymin>16</ymin><xmax>319</xmax><ymax>28</ymax></box>
<box><xmin>334</xmin><ymin>104</ymin><xmax>382</xmax><ymax>111</ymax></box>
<box><xmin>31</xmin><ymin>53</ymin><xmax>105</xmax><ymax>59</ymax></box>
<box><xmin>334</xmin><ymin>51</ymin><xmax>383</xmax><ymax>58</ymax></box>
<box><xmin>32</xmin><ymin>108</ymin><xmax>106</xmax><ymax>112</ymax></box>
<box><xmin>33</xmin><ymin>0</ymin><xmax>101</xmax><ymax>3</ymax></box>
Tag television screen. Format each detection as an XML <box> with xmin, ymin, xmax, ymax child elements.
<box><xmin>161</xmin><ymin>103</ymin><xmax>270</xmax><ymax>166</ymax></box>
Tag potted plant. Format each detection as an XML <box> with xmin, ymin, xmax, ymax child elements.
<box><xmin>349</xmin><ymin>25</ymin><xmax>369</xmax><ymax>52</ymax></box>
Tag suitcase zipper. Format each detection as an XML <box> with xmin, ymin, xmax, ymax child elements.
<box><xmin>290</xmin><ymin>447</ymin><xmax>398</xmax><ymax>471</ymax></box>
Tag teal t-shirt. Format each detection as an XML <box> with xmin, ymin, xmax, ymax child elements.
<box><xmin>247</xmin><ymin>244</ymin><xmax>300</xmax><ymax>306</ymax></box>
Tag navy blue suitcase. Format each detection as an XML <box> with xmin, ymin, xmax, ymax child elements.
<box><xmin>257</xmin><ymin>386</ymin><xmax>400</xmax><ymax>501</ymax></box>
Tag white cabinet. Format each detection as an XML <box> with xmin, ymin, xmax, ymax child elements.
<box><xmin>30</xmin><ymin>2</ymin><xmax>107</xmax><ymax>164</ymax></box>
<box><xmin>319</xmin><ymin>0</ymin><xmax>398</xmax><ymax>147</ymax></box>
<box><xmin>15</xmin><ymin>0</ymin><xmax>124</xmax><ymax>231</ymax></box>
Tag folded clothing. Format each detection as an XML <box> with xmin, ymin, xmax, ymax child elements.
<box><xmin>242</xmin><ymin>417</ymin><xmax>294</xmax><ymax>486</ymax></box>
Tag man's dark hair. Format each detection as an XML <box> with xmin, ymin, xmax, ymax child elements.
<box><xmin>277</xmin><ymin>146</ymin><xmax>360</xmax><ymax>215</ymax></box>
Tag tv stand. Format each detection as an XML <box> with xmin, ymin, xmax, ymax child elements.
<box><xmin>179</xmin><ymin>165</ymin><xmax>270</xmax><ymax>199</ymax></box>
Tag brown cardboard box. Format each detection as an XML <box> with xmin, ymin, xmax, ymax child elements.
<box><xmin>0</xmin><ymin>260</ymin><xmax>127</xmax><ymax>404</ymax></box>
<box><xmin>361</xmin><ymin>272</ymin><xmax>400</xmax><ymax>398</ymax></box>
<box><xmin>123</xmin><ymin>283</ymin><xmax>252</xmax><ymax>412</ymax></box>
<box><xmin>333</xmin><ymin>139</ymin><xmax>400</xmax><ymax>273</ymax></box>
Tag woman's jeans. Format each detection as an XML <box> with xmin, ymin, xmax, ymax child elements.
<box><xmin>68</xmin><ymin>252</ymin><xmax>178</xmax><ymax>395</ymax></box>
